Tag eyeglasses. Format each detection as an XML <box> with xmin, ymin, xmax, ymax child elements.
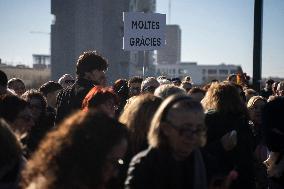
<box><xmin>166</xmin><ymin>120</ymin><xmax>206</xmax><ymax>138</ymax></box>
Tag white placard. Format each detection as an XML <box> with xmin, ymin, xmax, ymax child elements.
<box><xmin>123</xmin><ymin>12</ymin><xmax>166</xmax><ymax>51</ymax></box>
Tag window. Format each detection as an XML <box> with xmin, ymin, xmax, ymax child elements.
<box><xmin>219</xmin><ymin>69</ymin><xmax>228</xmax><ymax>75</ymax></box>
<box><xmin>202</xmin><ymin>69</ymin><xmax>206</xmax><ymax>74</ymax></box>
<box><xmin>178</xmin><ymin>69</ymin><xmax>187</xmax><ymax>74</ymax></box>
<box><xmin>208</xmin><ymin>69</ymin><xmax>217</xmax><ymax>74</ymax></box>
<box><xmin>230</xmin><ymin>70</ymin><xmax>237</xmax><ymax>74</ymax></box>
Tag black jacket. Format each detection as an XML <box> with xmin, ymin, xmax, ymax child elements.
<box><xmin>202</xmin><ymin>110</ymin><xmax>256</xmax><ymax>189</ymax></box>
<box><xmin>125</xmin><ymin>147</ymin><xmax>207</xmax><ymax>189</ymax></box>
<box><xmin>55</xmin><ymin>78</ymin><xmax>96</xmax><ymax>124</ymax></box>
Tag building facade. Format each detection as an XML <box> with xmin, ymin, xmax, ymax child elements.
<box><xmin>51</xmin><ymin>0</ymin><xmax>130</xmax><ymax>83</ymax></box>
<box><xmin>157</xmin><ymin>25</ymin><xmax>181</xmax><ymax>64</ymax></box>
<box><xmin>155</xmin><ymin>62</ymin><xmax>242</xmax><ymax>85</ymax></box>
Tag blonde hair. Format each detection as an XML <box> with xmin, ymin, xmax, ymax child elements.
<box><xmin>201</xmin><ymin>82</ymin><xmax>248</xmax><ymax>116</ymax></box>
<box><xmin>119</xmin><ymin>94</ymin><xmax>162</xmax><ymax>154</ymax></box>
<box><xmin>247</xmin><ymin>95</ymin><xmax>266</xmax><ymax>109</ymax></box>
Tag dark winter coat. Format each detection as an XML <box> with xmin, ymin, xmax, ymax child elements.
<box><xmin>202</xmin><ymin>110</ymin><xmax>256</xmax><ymax>189</ymax></box>
<box><xmin>55</xmin><ymin>78</ymin><xmax>96</xmax><ymax>123</ymax></box>
<box><xmin>125</xmin><ymin>147</ymin><xmax>207</xmax><ymax>189</ymax></box>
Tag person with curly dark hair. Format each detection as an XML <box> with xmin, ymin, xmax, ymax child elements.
<box><xmin>20</xmin><ymin>111</ymin><xmax>128</xmax><ymax>189</ymax></box>
<box><xmin>21</xmin><ymin>90</ymin><xmax>52</xmax><ymax>157</ymax></box>
<box><xmin>56</xmin><ymin>51</ymin><xmax>108</xmax><ymax>124</ymax></box>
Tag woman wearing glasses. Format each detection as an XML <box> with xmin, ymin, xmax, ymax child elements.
<box><xmin>20</xmin><ymin>111</ymin><xmax>128</xmax><ymax>189</ymax></box>
<box><xmin>125</xmin><ymin>94</ymin><xmax>207</xmax><ymax>189</ymax></box>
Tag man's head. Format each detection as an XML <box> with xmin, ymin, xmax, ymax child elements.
<box><xmin>227</xmin><ymin>74</ymin><xmax>237</xmax><ymax>84</ymax></box>
<box><xmin>171</xmin><ymin>77</ymin><xmax>181</xmax><ymax>86</ymax></box>
<box><xmin>276</xmin><ymin>81</ymin><xmax>284</xmax><ymax>96</ymax></box>
<box><xmin>58</xmin><ymin>74</ymin><xmax>75</xmax><ymax>88</ymax></box>
<box><xmin>76</xmin><ymin>51</ymin><xmax>108</xmax><ymax>86</ymax></box>
<box><xmin>7</xmin><ymin>78</ymin><xmax>26</xmax><ymax>96</ymax></box>
<box><xmin>265</xmin><ymin>79</ymin><xmax>274</xmax><ymax>90</ymax></box>
<box><xmin>141</xmin><ymin>77</ymin><xmax>160</xmax><ymax>94</ymax></box>
<box><xmin>39</xmin><ymin>81</ymin><xmax>63</xmax><ymax>108</ymax></box>
<box><xmin>128</xmin><ymin>76</ymin><xmax>143</xmax><ymax>97</ymax></box>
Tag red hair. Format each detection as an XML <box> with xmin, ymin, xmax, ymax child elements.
<box><xmin>82</xmin><ymin>86</ymin><xmax>118</xmax><ymax>112</ymax></box>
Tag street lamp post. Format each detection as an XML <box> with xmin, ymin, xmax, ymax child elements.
<box><xmin>252</xmin><ymin>0</ymin><xmax>263</xmax><ymax>92</ymax></box>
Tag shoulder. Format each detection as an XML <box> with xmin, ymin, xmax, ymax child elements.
<box><xmin>129</xmin><ymin>148</ymin><xmax>156</xmax><ymax>167</ymax></box>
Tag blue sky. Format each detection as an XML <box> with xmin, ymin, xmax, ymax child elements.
<box><xmin>0</xmin><ymin>0</ymin><xmax>283</xmax><ymax>78</ymax></box>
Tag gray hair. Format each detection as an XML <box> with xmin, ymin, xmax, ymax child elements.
<box><xmin>154</xmin><ymin>84</ymin><xmax>186</xmax><ymax>99</ymax></box>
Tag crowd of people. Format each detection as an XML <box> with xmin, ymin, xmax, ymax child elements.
<box><xmin>0</xmin><ymin>50</ymin><xmax>284</xmax><ymax>189</ymax></box>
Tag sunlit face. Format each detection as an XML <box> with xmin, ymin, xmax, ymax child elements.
<box><xmin>162</xmin><ymin>109</ymin><xmax>205</xmax><ymax>161</ymax></box>
<box><xmin>249</xmin><ymin>99</ymin><xmax>266</xmax><ymax>125</ymax></box>
<box><xmin>85</xmin><ymin>70</ymin><xmax>106</xmax><ymax>86</ymax></box>
<box><xmin>12</xmin><ymin>107</ymin><xmax>34</xmax><ymax>134</ymax></box>
<box><xmin>102</xmin><ymin>138</ymin><xmax>128</xmax><ymax>185</ymax></box>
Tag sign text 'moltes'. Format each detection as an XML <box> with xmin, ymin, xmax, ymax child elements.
<box><xmin>131</xmin><ymin>21</ymin><xmax>160</xmax><ymax>30</ymax></box>
<box><xmin>123</xmin><ymin>12</ymin><xmax>166</xmax><ymax>51</ymax></box>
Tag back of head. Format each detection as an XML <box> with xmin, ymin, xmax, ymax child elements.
<box><xmin>7</xmin><ymin>78</ymin><xmax>25</xmax><ymax>88</ymax></box>
<box><xmin>21</xmin><ymin>111</ymin><xmax>128</xmax><ymax>189</ymax></box>
<box><xmin>247</xmin><ymin>95</ymin><xmax>266</xmax><ymax>109</ymax></box>
<box><xmin>183</xmin><ymin>76</ymin><xmax>192</xmax><ymax>82</ymax></box>
<box><xmin>171</xmin><ymin>77</ymin><xmax>181</xmax><ymax>86</ymax></box>
<box><xmin>113</xmin><ymin>79</ymin><xmax>129</xmax><ymax>98</ymax></box>
<box><xmin>76</xmin><ymin>51</ymin><xmax>108</xmax><ymax>78</ymax></box>
<box><xmin>188</xmin><ymin>87</ymin><xmax>206</xmax><ymax>95</ymax></box>
<box><xmin>39</xmin><ymin>81</ymin><xmax>63</xmax><ymax>97</ymax></box>
<box><xmin>128</xmin><ymin>76</ymin><xmax>143</xmax><ymax>86</ymax></box>
<box><xmin>266</xmin><ymin>79</ymin><xmax>274</xmax><ymax>86</ymax></box>
<box><xmin>141</xmin><ymin>77</ymin><xmax>159</xmax><ymax>93</ymax></box>
<box><xmin>0</xmin><ymin>95</ymin><xmax>28</xmax><ymax>123</ymax></box>
<box><xmin>119</xmin><ymin>94</ymin><xmax>162</xmax><ymax>153</ymax></box>
<box><xmin>0</xmin><ymin>70</ymin><xmax>8</xmax><ymax>88</ymax></box>
<box><xmin>22</xmin><ymin>89</ymin><xmax>47</xmax><ymax>111</ymax></box>
<box><xmin>154</xmin><ymin>84</ymin><xmax>186</xmax><ymax>99</ymax></box>
<box><xmin>82</xmin><ymin>86</ymin><xmax>118</xmax><ymax>110</ymax></box>
<box><xmin>201</xmin><ymin>82</ymin><xmax>247</xmax><ymax>116</ymax></box>
<box><xmin>58</xmin><ymin>74</ymin><xmax>74</xmax><ymax>87</ymax></box>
